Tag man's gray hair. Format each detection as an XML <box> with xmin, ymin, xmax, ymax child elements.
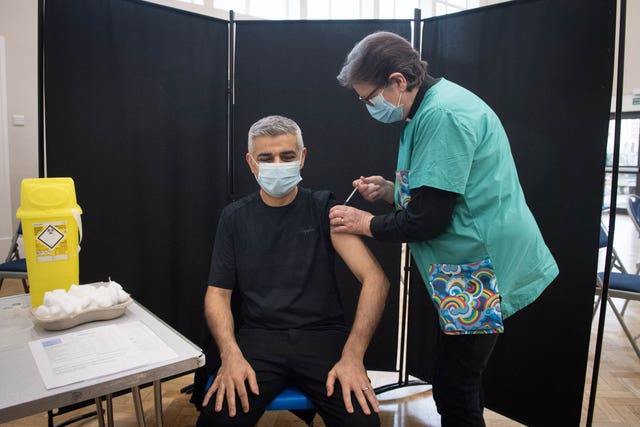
<box><xmin>248</xmin><ymin>115</ymin><xmax>304</xmax><ymax>153</ymax></box>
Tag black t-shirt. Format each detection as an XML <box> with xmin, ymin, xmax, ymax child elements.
<box><xmin>208</xmin><ymin>187</ymin><xmax>345</xmax><ymax>331</ymax></box>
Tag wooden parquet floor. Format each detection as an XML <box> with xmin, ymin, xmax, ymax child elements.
<box><xmin>2</xmin><ymin>214</ymin><xmax>640</xmax><ymax>426</ymax></box>
<box><xmin>582</xmin><ymin>299</ymin><xmax>640</xmax><ymax>427</ymax></box>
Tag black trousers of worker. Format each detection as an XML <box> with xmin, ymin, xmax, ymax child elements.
<box><xmin>196</xmin><ymin>328</ymin><xmax>380</xmax><ymax>427</ymax></box>
<box><xmin>432</xmin><ymin>333</ymin><xmax>499</xmax><ymax>427</ymax></box>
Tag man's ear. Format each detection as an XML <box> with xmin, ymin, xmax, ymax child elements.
<box><xmin>388</xmin><ymin>72</ymin><xmax>408</xmax><ymax>92</ymax></box>
<box><xmin>300</xmin><ymin>147</ymin><xmax>308</xmax><ymax>170</ymax></box>
<box><xmin>246</xmin><ymin>153</ymin><xmax>258</xmax><ymax>176</ymax></box>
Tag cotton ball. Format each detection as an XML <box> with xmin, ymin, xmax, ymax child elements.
<box><xmin>48</xmin><ymin>305</ymin><xmax>61</xmax><ymax>316</ymax></box>
<box><xmin>82</xmin><ymin>285</ymin><xmax>97</xmax><ymax>297</ymax></box>
<box><xmin>59</xmin><ymin>297</ymin><xmax>76</xmax><ymax>315</ymax></box>
<box><xmin>68</xmin><ymin>295</ymin><xmax>83</xmax><ymax>314</ymax></box>
<box><xmin>102</xmin><ymin>285</ymin><xmax>118</xmax><ymax>305</ymax></box>
<box><xmin>57</xmin><ymin>293</ymin><xmax>81</xmax><ymax>315</ymax></box>
<box><xmin>89</xmin><ymin>287</ymin><xmax>107</xmax><ymax>307</ymax></box>
<box><xmin>89</xmin><ymin>288</ymin><xmax>105</xmax><ymax>308</ymax></box>
<box><xmin>43</xmin><ymin>291</ymin><xmax>54</xmax><ymax>307</ymax></box>
<box><xmin>83</xmin><ymin>286</ymin><xmax>97</xmax><ymax>300</ymax></box>
<box><xmin>48</xmin><ymin>290</ymin><xmax>67</xmax><ymax>311</ymax></box>
<box><xmin>100</xmin><ymin>288</ymin><xmax>113</xmax><ymax>304</ymax></box>
<box><xmin>34</xmin><ymin>305</ymin><xmax>51</xmax><ymax>318</ymax></box>
<box><xmin>69</xmin><ymin>284</ymin><xmax>92</xmax><ymax>299</ymax></box>
<box><xmin>79</xmin><ymin>295</ymin><xmax>91</xmax><ymax>310</ymax></box>
<box><xmin>47</xmin><ymin>293</ymin><xmax>64</xmax><ymax>309</ymax></box>
<box><xmin>96</xmin><ymin>294</ymin><xmax>112</xmax><ymax>308</ymax></box>
<box><xmin>87</xmin><ymin>294</ymin><xmax>100</xmax><ymax>309</ymax></box>
<box><xmin>68</xmin><ymin>284</ymin><xmax>83</xmax><ymax>297</ymax></box>
<box><xmin>117</xmin><ymin>289</ymin><xmax>130</xmax><ymax>304</ymax></box>
<box><xmin>108</xmin><ymin>281</ymin><xmax>123</xmax><ymax>291</ymax></box>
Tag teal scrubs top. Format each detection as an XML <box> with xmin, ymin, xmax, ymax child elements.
<box><xmin>396</xmin><ymin>78</ymin><xmax>558</xmax><ymax>320</ymax></box>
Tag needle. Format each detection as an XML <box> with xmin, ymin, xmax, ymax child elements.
<box><xmin>344</xmin><ymin>186</ymin><xmax>359</xmax><ymax>205</ymax></box>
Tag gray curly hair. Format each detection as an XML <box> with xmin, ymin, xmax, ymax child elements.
<box><xmin>248</xmin><ymin>115</ymin><xmax>304</xmax><ymax>153</ymax></box>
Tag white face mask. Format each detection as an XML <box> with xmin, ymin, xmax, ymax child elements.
<box><xmin>366</xmin><ymin>88</ymin><xmax>404</xmax><ymax>123</ymax></box>
<box><xmin>251</xmin><ymin>157</ymin><xmax>302</xmax><ymax>197</ymax></box>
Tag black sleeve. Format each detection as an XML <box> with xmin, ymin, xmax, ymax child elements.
<box><xmin>369</xmin><ymin>186</ymin><xmax>457</xmax><ymax>243</ymax></box>
<box><xmin>207</xmin><ymin>208</ymin><xmax>236</xmax><ymax>289</ymax></box>
<box><xmin>312</xmin><ymin>189</ymin><xmax>338</xmax><ymax>240</ymax></box>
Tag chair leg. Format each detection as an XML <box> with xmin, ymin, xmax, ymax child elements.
<box><xmin>621</xmin><ymin>299</ymin><xmax>630</xmax><ymax>316</ymax></box>
<box><xmin>607</xmin><ymin>296</ymin><xmax>640</xmax><ymax>359</ymax></box>
<box><xmin>21</xmin><ymin>278</ymin><xmax>29</xmax><ymax>293</ymax></box>
<box><xmin>593</xmin><ymin>295</ymin><xmax>602</xmax><ymax>319</ymax></box>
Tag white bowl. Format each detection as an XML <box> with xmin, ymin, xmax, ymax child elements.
<box><xmin>31</xmin><ymin>299</ymin><xmax>132</xmax><ymax>331</ymax></box>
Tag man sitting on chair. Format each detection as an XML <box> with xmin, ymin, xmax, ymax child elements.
<box><xmin>196</xmin><ymin>115</ymin><xmax>389</xmax><ymax>427</ymax></box>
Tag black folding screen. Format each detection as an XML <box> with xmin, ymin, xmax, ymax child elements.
<box><xmin>43</xmin><ymin>0</ymin><xmax>407</xmax><ymax>369</ymax></box>
<box><xmin>233</xmin><ymin>20</ymin><xmax>409</xmax><ymax>370</ymax></box>
<box><xmin>406</xmin><ymin>0</ymin><xmax>615</xmax><ymax>425</ymax></box>
<box><xmin>44</xmin><ymin>0</ymin><xmax>229</xmax><ymax>346</ymax></box>
<box><xmin>42</xmin><ymin>0</ymin><xmax>615</xmax><ymax>425</ymax></box>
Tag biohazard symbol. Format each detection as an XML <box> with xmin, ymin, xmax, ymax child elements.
<box><xmin>37</xmin><ymin>225</ymin><xmax>65</xmax><ymax>249</ymax></box>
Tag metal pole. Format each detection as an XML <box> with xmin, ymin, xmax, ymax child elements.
<box><xmin>38</xmin><ymin>0</ymin><xmax>45</xmax><ymax>177</ymax></box>
<box><xmin>227</xmin><ymin>10</ymin><xmax>236</xmax><ymax>202</ymax></box>
<box><xmin>586</xmin><ymin>0</ymin><xmax>625</xmax><ymax>425</ymax></box>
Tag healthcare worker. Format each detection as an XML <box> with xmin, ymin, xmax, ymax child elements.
<box><xmin>329</xmin><ymin>31</ymin><xmax>559</xmax><ymax>427</ymax></box>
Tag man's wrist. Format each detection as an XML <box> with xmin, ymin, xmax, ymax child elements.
<box><xmin>341</xmin><ymin>347</ymin><xmax>365</xmax><ymax>361</ymax></box>
<box><xmin>342</xmin><ymin>336</ymin><xmax>367</xmax><ymax>360</ymax></box>
<box><xmin>220</xmin><ymin>345</ymin><xmax>242</xmax><ymax>360</ymax></box>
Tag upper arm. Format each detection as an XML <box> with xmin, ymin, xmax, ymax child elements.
<box><xmin>330</xmin><ymin>231</ymin><xmax>387</xmax><ymax>286</ymax></box>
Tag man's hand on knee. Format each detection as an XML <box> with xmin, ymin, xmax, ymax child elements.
<box><xmin>202</xmin><ymin>352</ymin><xmax>260</xmax><ymax>417</ymax></box>
<box><xmin>326</xmin><ymin>355</ymin><xmax>379</xmax><ymax>415</ymax></box>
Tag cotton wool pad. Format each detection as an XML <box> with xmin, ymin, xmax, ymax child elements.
<box><xmin>34</xmin><ymin>282</ymin><xmax>130</xmax><ymax>318</ymax></box>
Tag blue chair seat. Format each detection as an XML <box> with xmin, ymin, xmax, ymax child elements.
<box><xmin>599</xmin><ymin>227</ymin><xmax>608</xmax><ymax>248</ymax></box>
<box><xmin>0</xmin><ymin>223</ymin><xmax>29</xmax><ymax>294</ymax></box>
<box><xmin>205</xmin><ymin>375</ymin><xmax>313</xmax><ymax>411</ymax></box>
<box><xmin>266</xmin><ymin>386</ymin><xmax>314</xmax><ymax>410</ymax></box>
<box><xmin>598</xmin><ymin>272</ymin><xmax>640</xmax><ymax>293</ymax></box>
<box><xmin>0</xmin><ymin>258</ymin><xmax>27</xmax><ymax>272</ymax></box>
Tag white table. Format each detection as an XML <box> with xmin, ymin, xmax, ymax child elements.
<box><xmin>0</xmin><ymin>291</ymin><xmax>205</xmax><ymax>425</ymax></box>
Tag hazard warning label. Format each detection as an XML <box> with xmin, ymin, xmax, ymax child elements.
<box><xmin>34</xmin><ymin>221</ymin><xmax>68</xmax><ymax>262</ymax></box>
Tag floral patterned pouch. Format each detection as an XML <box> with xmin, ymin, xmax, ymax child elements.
<box><xmin>427</xmin><ymin>257</ymin><xmax>504</xmax><ymax>335</ymax></box>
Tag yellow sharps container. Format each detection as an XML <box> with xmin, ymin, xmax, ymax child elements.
<box><xmin>16</xmin><ymin>178</ymin><xmax>82</xmax><ymax>307</ymax></box>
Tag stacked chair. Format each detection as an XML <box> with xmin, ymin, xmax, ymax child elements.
<box><xmin>595</xmin><ymin>195</ymin><xmax>640</xmax><ymax>360</ymax></box>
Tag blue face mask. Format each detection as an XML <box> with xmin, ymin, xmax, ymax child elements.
<box><xmin>366</xmin><ymin>88</ymin><xmax>404</xmax><ymax>123</ymax></box>
<box><xmin>251</xmin><ymin>157</ymin><xmax>302</xmax><ymax>197</ymax></box>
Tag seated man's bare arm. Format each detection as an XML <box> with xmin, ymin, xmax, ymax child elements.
<box><xmin>326</xmin><ymin>232</ymin><xmax>390</xmax><ymax>415</ymax></box>
<box><xmin>203</xmin><ymin>286</ymin><xmax>259</xmax><ymax>417</ymax></box>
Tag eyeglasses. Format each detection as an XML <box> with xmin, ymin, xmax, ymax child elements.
<box><xmin>358</xmin><ymin>86</ymin><xmax>384</xmax><ymax>106</ymax></box>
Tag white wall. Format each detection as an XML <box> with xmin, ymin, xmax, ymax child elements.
<box><xmin>612</xmin><ymin>0</ymin><xmax>640</xmax><ymax>112</ymax></box>
<box><xmin>0</xmin><ymin>0</ymin><xmax>638</xmax><ymax>240</ymax></box>
<box><xmin>0</xmin><ymin>37</ymin><xmax>14</xmax><ymax>256</ymax></box>
<box><xmin>0</xmin><ymin>0</ymin><xmax>38</xmax><ymax>250</ymax></box>
<box><xmin>142</xmin><ymin>0</ymin><xmax>257</xmax><ymax>19</ymax></box>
